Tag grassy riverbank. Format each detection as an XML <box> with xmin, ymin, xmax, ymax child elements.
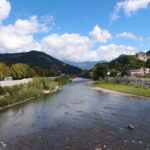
<box><xmin>93</xmin><ymin>81</ymin><xmax>150</xmax><ymax>97</ymax></box>
<box><xmin>54</xmin><ymin>75</ymin><xmax>74</xmax><ymax>85</ymax></box>
<box><xmin>0</xmin><ymin>76</ymin><xmax>73</xmax><ymax>108</ymax></box>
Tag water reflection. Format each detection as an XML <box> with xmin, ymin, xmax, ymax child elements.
<box><xmin>0</xmin><ymin>78</ymin><xmax>150</xmax><ymax>150</ymax></box>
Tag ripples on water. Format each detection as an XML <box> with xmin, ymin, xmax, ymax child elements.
<box><xmin>0</xmin><ymin>78</ymin><xmax>150</xmax><ymax>150</ymax></box>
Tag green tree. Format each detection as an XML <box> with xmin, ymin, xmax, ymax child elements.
<box><xmin>32</xmin><ymin>66</ymin><xmax>45</xmax><ymax>77</ymax></box>
<box><xmin>0</xmin><ymin>62</ymin><xmax>11</xmax><ymax>78</ymax></box>
<box><xmin>110</xmin><ymin>69</ymin><xmax>117</xmax><ymax>77</ymax></box>
<box><xmin>93</xmin><ymin>64</ymin><xmax>108</xmax><ymax>80</ymax></box>
<box><xmin>11</xmin><ymin>63</ymin><xmax>31</xmax><ymax>79</ymax></box>
<box><xmin>146</xmin><ymin>58</ymin><xmax>150</xmax><ymax>68</ymax></box>
<box><xmin>81</xmin><ymin>70</ymin><xmax>91</xmax><ymax>78</ymax></box>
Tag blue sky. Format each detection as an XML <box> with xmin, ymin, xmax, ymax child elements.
<box><xmin>0</xmin><ymin>0</ymin><xmax>150</xmax><ymax>62</ymax></box>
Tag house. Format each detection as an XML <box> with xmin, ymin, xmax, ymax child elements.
<box><xmin>129</xmin><ymin>67</ymin><xmax>150</xmax><ymax>76</ymax></box>
<box><xmin>137</xmin><ymin>52</ymin><xmax>150</xmax><ymax>62</ymax></box>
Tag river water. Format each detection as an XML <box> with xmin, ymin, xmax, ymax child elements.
<box><xmin>0</xmin><ymin>78</ymin><xmax>150</xmax><ymax>150</ymax></box>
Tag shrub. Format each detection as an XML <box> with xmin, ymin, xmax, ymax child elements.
<box><xmin>32</xmin><ymin>77</ymin><xmax>43</xmax><ymax>89</ymax></box>
<box><xmin>0</xmin><ymin>86</ymin><xmax>6</xmax><ymax>95</ymax></box>
<box><xmin>41</xmin><ymin>78</ymin><xmax>57</xmax><ymax>90</ymax></box>
<box><xmin>54</xmin><ymin>75</ymin><xmax>71</xmax><ymax>85</ymax></box>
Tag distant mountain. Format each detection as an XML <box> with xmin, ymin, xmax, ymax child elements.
<box><xmin>63</xmin><ymin>60</ymin><xmax>107</xmax><ymax>70</ymax></box>
<box><xmin>0</xmin><ymin>51</ymin><xmax>82</xmax><ymax>75</ymax></box>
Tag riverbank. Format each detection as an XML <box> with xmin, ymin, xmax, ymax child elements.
<box><xmin>0</xmin><ymin>86</ymin><xmax>60</xmax><ymax>112</ymax></box>
<box><xmin>0</xmin><ymin>76</ymin><xmax>72</xmax><ymax>110</ymax></box>
<box><xmin>92</xmin><ymin>81</ymin><xmax>150</xmax><ymax>100</ymax></box>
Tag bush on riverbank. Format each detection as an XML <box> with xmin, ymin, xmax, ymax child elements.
<box><xmin>41</xmin><ymin>78</ymin><xmax>58</xmax><ymax>90</ymax></box>
<box><xmin>54</xmin><ymin>75</ymin><xmax>73</xmax><ymax>85</ymax></box>
<box><xmin>0</xmin><ymin>77</ymin><xmax>59</xmax><ymax>107</ymax></box>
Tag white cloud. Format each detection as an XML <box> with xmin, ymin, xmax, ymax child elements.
<box><xmin>0</xmin><ymin>16</ymin><xmax>49</xmax><ymax>51</ymax></box>
<box><xmin>0</xmin><ymin>0</ymin><xmax>138</xmax><ymax>62</ymax></box>
<box><xmin>14</xmin><ymin>16</ymin><xmax>51</xmax><ymax>34</ymax></box>
<box><xmin>0</xmin><ymin>17</ymin><xmax>137</xmax><ymax>62</ymax></box>
<box><xmin>116</xmin><ymin>32</ymin><xmax>143</xmax><ymax>41</ymax></box>
<box><xmin>111</xmin><ymin>0</ymin><xmax>150</xmax><ymax>21</ymax></box>
<box><xmin>41</xmin><ymin>33</ymin><xmax>95</xmax><ymax>62</ymax></box>
<box><xmin>96</xmin><ymin>44</ymin><xmax>136</xmax><ymax>61</ymax></box>
<box><xmin>41</xmin><ymin>33</ymin><xmax>136</xmax><ymax>62</ymax></box>
<box><xmin>89</xmin><ymin>25</ymin><xmax>112</xmax><ymax>43</ymax></box>
<box><xmin>0</xmin><ymin>0</ymin><xmax>11</xmax><ymax>21</ymax></box>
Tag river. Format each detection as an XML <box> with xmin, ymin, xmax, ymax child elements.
<box><xmin>0</xmin><ymin>78</ymin><xmax>150</xmax><ymax>150</ymax></box>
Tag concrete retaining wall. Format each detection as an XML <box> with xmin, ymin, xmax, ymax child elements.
<box><xmin>0</xmin><ymin>78</ymin><xmax>33</xmax><ymax>87</ymax></box>
<box><xmin>0</xmin><ymin>76</ymin><xmax>60</xmax><ymax>87</ymax></box>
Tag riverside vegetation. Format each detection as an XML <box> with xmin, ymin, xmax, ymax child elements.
<box><xmin>80</xmin><ymin>51</ymin><xmax>150</xmax><ymax>97</ymax></box>
<box><xmin>93</xmin><ymin>78</ymin><xmax>150</xmax><ymax>97</ymax></box>
<box><xmin>0</xmin><ymin>76</ymin><xmax>73</xmax><ymax>108</ymax></box>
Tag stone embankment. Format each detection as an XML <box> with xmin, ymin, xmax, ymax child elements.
<box><xmin>108</xmin><ymin>77</ymin><xmax>150</xmax><ymax>88</ymax></box>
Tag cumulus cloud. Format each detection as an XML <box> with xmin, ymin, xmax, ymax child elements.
<box><xmin>96</xmin><ymin>44</ymin><xmax>136</xmax><ymax>61</ymax></box>
<box><xmin>41</xmin><ymin>33</ymin><xmax>95</xmax><ymax>62</ymax></box>
<box><xmin>41</xmin><ymin>33</ymin><xmax>136</xmax><ymax>62</ymax></box>
<box><xmin>89</xmin><ymin>25</ymin><xmax>112</xmax><ymax>43</ymax></box>
<box><xmin>111</xmin><ymin>0</ymin><xmax>150</xmax><ymax>21</ymax></box>
<box><xmin>0</xmin><ymin>0</ymin><xmax>138</xmax><ymax>62</ymax></box>
<box><xmin>0</xmin><ymin>0</ymin><xmax>11</xmax><ymax>21</ymax></box>
<box><xmin>0</xmin><ymin>16</ymin><xmax>49</xmax><ymax>51</ymax></box>
<box><xmin>116</xmin><ymin>32</ymin><xmax>143</xmax><ymax>41</ymax></box>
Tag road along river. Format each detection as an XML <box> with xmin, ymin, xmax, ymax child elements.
<box><xmin>0</xmin><ymin>78</ymin><xmax>150</xmax><ymax>150</ymax></box>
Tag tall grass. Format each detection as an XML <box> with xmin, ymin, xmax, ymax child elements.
<box><xmin>93</xmin><ymin>81</ymin><xmax>150</xmax><ymax>97</ymax></box>
<box><xmin>0</xmin><ymin>77</ymin><xmax>58</xmax><ymax>107</ymax></box>
<box><xmin>54</xmin><ymin>75</ymin><xmax>73</xmax><ymax>85</ymax></box>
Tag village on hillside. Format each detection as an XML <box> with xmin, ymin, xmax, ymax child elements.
<box><xmin>128</xmin><ymin>52</ymin><xmax>150</xmax><ymax>76</ymax></box>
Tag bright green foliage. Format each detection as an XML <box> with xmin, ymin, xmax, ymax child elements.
<box><xmin>54</xmin><ymin>75</ymin><xmax>73</xmax><ymax>85</ymax></box>
<box><xmin>32</xmin><ymin>77</ymin><xmax>43</xmax><ymax>89</ymax></box>
<box><xmin>41</xmin><ymin>78</ymin><xmax>58</xmax><ymax>90</ymax></box>
<box><xmin>93</xmin><ymin>81</ymin><xmax>150</xmax><ymax>97</ymax></box>
<box><xmin>0</xmin><ymin>77</ymin><xmax>59</xmax><ymax>107</ymax></box>
<box><xmin>0</xmin><ymin>62</ymin><xmax>11</xmax><ymax>78</ymax></box>
<box><xmin>11</xmin><ymin>63</ymin><xmax>31</xmax><ymax>79</ymax></box>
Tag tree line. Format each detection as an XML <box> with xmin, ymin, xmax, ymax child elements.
<box><xmin>0</xmin><ymin>62</ymin><xmax>61</xmax><ymax>80</ymax></box>
<box><xmin>81</xmin><ymin>57</ymin><xmax>150</xmax><ymax>80</ymax></box>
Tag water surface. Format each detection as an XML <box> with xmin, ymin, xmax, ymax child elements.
<box><xmin>0</xmin><ymin>78</ymin><xmax>150</xmax><ymax>150</ymax></box>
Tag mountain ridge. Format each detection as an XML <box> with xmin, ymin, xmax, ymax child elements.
<box><xmin>0</xmin><ymin>50</ymin><xmax>82</xmax><ymax>75</ymax></box>
<box><xmin>63</xmin><ymin>60</ymin><xmax>108</xmax><ymax>70</ymax></box>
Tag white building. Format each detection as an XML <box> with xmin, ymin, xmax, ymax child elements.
<box><xmin>130</xmin><ymin>67</ymin><xmax>150</xmax><ymax>76</ymax></box>
<box><xmin>137</xmin><ymin>52</ymin><xmax>150</xmax><ymax>62</ymax></box>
